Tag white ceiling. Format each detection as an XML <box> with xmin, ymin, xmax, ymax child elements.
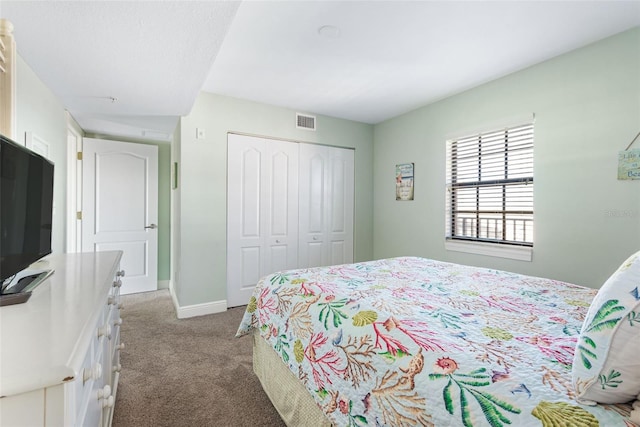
<box><xmin>2</xmin><ymin>1</ymin><xmax>640</xmax><ymax>141</ymax></box>
<box><xmin>1</xmin><ymin>0</ymin><xmax>240</xmax><ymax>141</ymax></box>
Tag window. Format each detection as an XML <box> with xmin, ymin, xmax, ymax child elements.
<box><xmin>446</xmin><ymin>122</ymin><xmax>534</xmax><ymax>255</ymax></box>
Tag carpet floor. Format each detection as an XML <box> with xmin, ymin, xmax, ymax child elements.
<box><xmin>112</xmin><ymin>290</ymin><xmax>286</xmax><ymax>427</ymax></box>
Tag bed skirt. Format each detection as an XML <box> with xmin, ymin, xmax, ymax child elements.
<box><xmin>253</xmin><ymin>332</ymin><xmax>332</xmax><ymax>427</ymax></box>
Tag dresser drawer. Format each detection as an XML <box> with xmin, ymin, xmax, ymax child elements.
<box><xmin>73</xmin><ymin>338</ymin><xmax>97</xmax><ymax>424</ymax></box>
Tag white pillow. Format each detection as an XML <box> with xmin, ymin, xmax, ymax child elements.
<box><xmin>572</xmin><ymin>250</ymin><xmax>640</xmax><ymax>405</ymax></box>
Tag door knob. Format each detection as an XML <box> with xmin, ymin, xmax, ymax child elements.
<box><xmin>145</xmin><ymin>224</ymin><xmax>157</xmax><ymax>229</ymax></box>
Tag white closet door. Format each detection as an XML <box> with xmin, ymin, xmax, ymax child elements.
<box><xmin>227</xmin><ymin>134</ymin><xmax>299</xmax><ymax>307</ymax></box>
<box><xmin>299</xmin><ymin>144</ymin><xmax>354</xmax><ymax>268</ymax></box>
<box><xmin>264</xmin><ymin>140</ymin><xmax>299</xmax><ymax>274</ymax></box>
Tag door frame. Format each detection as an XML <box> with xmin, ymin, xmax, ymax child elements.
<box><xmin>66</xmin><ymin>113</ymin><xmax>83</xmax><ymax>253</ymax></box>
<box><xmin>68</xmin><ymin>125</ymin><xmax>160</xmax><ymax>294</ymax></box>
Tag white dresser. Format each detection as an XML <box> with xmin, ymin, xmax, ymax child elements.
<box><xmin>0</xmin><ymin>251</ymin><xmax>124</xmax><ymax>427</ymax></box>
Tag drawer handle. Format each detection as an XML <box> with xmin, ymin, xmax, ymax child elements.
<box><xmin>102</xmin><ymin>396</ymin><xmax>115</xmax><ymax>409</ymax></box>
<box><xmin>98</xmin><ymin>324</ymin><xmax>112</xmax><ymax>339</ymax></box>
<box><xmin>114</xmin><ymin>318</ymin><xmax>123</xmax><ymax>327</ymax></box>
<box><xmin>113</xmin><ymin>279</ymin><xmax>122</xmax><ymax>288</ymax></box>
<box><xmin>98</xmin><ymin>385</ymin><xmax>114</xmax><ymax>408</ymax></box>
<box><xmin>117</xmin><ymin>343</ymin><xmax>125</xmax><ymax>351</ymax></box>
<box><xmin>113</xmin><ymin>363</ymin><xmax>122</xmax><ymax>373</ymax></box>
<box><xmin>83</xmin><ymin>363</ymin><xmax>102</xmax><ymax>383</ymax></box>
<box><xmin>98</xmin><ymin>385</ymin><xmax>111</xmax><ymax>399</ymax></box>
<box><xmin>117</xmin><ymin>303</ymin><xmax>124</xmax><ymax>309</ymax></box>
<box><xmin>116</xmin><ymin>270</ymin><xmax>126</xmax><ymax>277</ymax></box>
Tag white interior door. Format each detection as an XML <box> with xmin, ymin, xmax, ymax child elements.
<box><xmin>227</xmin><ymin>134</ymin><xmax>299</xmax><ymax>307</ymax></box>
<box><xmin>299</xmin><ymin>143</ymin><xmax>354</xmax><ymax>268</ymax></box>
<box><xmin>82</xmin><ymin>138</ymin><xmax>158</xmax><ymax>294</ymax></box>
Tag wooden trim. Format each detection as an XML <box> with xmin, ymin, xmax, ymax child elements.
<box><xmin>0</xmin><ymin>19</ymin><xmax>16</xmax><ymax>139</ymax></box>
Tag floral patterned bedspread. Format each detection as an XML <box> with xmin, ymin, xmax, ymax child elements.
<box><xmin>236</xmin><ymin>257</ymin><xmax>634</xmax><ymax>427</ymax></box>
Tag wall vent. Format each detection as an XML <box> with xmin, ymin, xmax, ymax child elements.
<box><xmin>296</xmin><ymin>113</ymin><xmax>316</xmax><ymax>131</ymax></box>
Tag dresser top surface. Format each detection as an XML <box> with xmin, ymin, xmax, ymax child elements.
<box><xmin>0</xmin><ymin>251</ymin><xmax>122</xmax><ymax>397</ymax></box>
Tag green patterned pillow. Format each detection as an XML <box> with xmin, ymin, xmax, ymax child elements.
<box><xmin>572</xmin><ymin>250</ymin><xmax>640</xmax><ymax>404</ymax></box>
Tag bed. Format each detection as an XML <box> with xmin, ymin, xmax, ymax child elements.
<box><xmin>236</xmin><ymin>256</ymin><xmax>638</xmax><ymax>426</ymax></box>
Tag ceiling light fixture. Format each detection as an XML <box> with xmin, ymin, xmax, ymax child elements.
<box><xmin>318</xmin><ymin>25</ymin><xmax>340</xmax><ymax>39</ymax></box>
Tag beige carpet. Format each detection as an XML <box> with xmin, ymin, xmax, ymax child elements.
<box><xmin>112</xmin><ymin>290</ymin><xmax>286</xmax><ymax>427</ymax></box>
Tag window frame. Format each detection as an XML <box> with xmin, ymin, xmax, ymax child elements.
<box><xmin>445</xmin><ymin>118</ymin><xmax>534</xmax><ymax>261</ymax></box>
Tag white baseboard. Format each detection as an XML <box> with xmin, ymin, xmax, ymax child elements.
<box><xmin>169</xmin><ymin>285</ymin><xmax>227</xmax><ymax>319</ymax></box>
<box><xmin>176</xmin><ymin>300</ymin><xmax>227</xmax><ymax>319</ymax></box>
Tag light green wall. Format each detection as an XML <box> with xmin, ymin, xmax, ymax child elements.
<box><xmin>373</xmin><ymin>28</ymin><xmax>640</xmax><ymax>289</ymax></box>
<box><xmin>156</xmin><ymin>142</ymin><xmax>171</xmax><ymax>283</ymax></box>
<box><xmin>15</xmin><ymin>56</ymin><xmax>67</xmax><ymax>255</ymax></box>
<box><xmin>176</xmin><ymin>93</ymin><xmax>374</xmax><ymax>306</ymax></box>
<box><xmin>171</xmin><ymin>121</ymin><xmax>182</xmax><ymax>297</ymax></box>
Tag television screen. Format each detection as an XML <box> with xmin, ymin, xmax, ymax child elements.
<box><xmin>0</xmin><ymin>134</ymin><xmax>54</xmax><ymax>287</ymax></box>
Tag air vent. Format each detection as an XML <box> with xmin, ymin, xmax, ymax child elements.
<box><xmin>296</xmin><ymin>113</ymin><xmax>316</xmax><ymax>131</ymax></box>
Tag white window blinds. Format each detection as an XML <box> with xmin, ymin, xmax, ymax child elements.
<box><xmin>446</xmin><ymin>122</ymin><xmax>534</xmax><ymax>246</ymax></box>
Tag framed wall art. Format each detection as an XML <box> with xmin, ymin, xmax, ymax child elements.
<box><xmin>618</xmin><ymin>131</ymin><xmax>640</xmax><ymax>180</ymax></box>
<box><xmin>396</xmin><ymin>163</ymin><xmax>414</xmax><ymax>201</ymax></box>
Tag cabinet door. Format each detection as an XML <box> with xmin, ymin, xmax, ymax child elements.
<box><xmin>227</xmin><ymin>134</ymin><xmax>299</xmax><ymax>307</ymax></box>
<box><xmin>299</xmin><ymin>144</ymin><xmax>354</xmax><ymax>268</ymax></box>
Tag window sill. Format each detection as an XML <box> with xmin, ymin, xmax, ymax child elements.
<box><xmin>445</xmin><ymin>239</ymin><xmax>532</xmax><ymax>262</ymax></box>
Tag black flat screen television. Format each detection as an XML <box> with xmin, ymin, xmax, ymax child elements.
<box><xmin>0</xmin><ymin>133</ymin><xmax>54</xmax><ymax>293</ymax></box>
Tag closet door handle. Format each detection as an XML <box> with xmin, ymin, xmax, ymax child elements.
<box><xmin>145</xmin><ymin>224</ymin><xmax>157</xmax><ymax>230</ymax></box>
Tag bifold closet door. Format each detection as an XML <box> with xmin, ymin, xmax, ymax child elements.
<box><xmin>227</xmin><ymin>134</ymin><xmax>299</xmax><ymax>307</ymax></box>
<box><xmin>298</xmin><ymin>144</ymin><xmax>355</xmax><ymax>269</ymax></box>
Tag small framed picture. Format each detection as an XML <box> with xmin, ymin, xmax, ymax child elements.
<box><xmin>618</xmin><ymin>149</ymin><xmax>640</xmax><ymax>180</ymax></box>
<box><xmin>396</xmin><ymin>163</ymin><xmax>414</xmax><ymax>201</ymax></box>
